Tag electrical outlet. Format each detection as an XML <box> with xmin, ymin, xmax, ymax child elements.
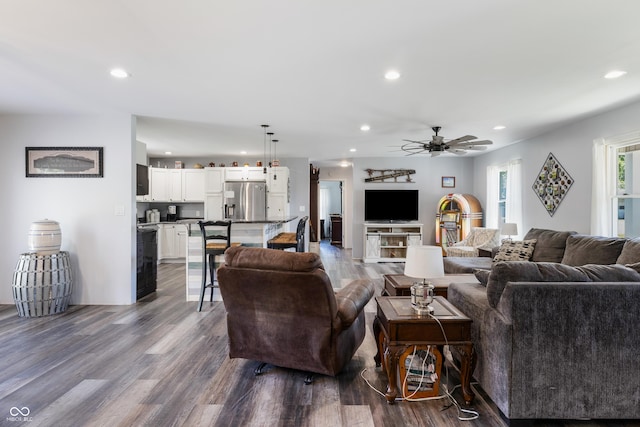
<box><xmin>299</xmin><ymin>206</ymin><xmax>306</xmax><ymax>212</ymax></box>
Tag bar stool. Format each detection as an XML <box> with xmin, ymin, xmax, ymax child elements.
<box><xmin>198</xmin><ymin>220</ymin><xmax>238</xmax><ymax>311</ymax></box>
<box><xmin>267</xmin><ymin>216</ymin><xmax>308</xmax><ymax>252</ymax></box>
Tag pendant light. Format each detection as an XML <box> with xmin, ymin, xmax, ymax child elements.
<box><xmin>272</xmin><ymin>139</ymin><xmax>279</xmax><ymax>180</ymax></box>
<box><xmin>267</xmin><ymin>132</ymin><xmax>274</xmax><ymax>168</ymax></box>
<box><xmin>261</xmin><ymin>124</ymin><xmax>269</xmax><ymax>174</ymax></box>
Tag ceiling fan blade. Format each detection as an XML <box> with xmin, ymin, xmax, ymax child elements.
<box><xmin>452</xmin><ymin>149</ymin><xmax>467</xmax><ymax>155</ymax></box>
<box><xmin>453</xmin><ymin>141</ymin><xmax>493</xmax><ymax>148</ymax></box>
<box><xmin>463</xmin><ymin>145</ymin><xmax>488</xmax><ymax>150</ymax></box>
<box><xmin>402</xmin><ymin>139</ymin><xmax>429</xmax><ymax>143</ymax></box>
<box><xmin>447</xmin><ymin>135</ymin><xmax>477</xmax><ymax>145</ymax></box>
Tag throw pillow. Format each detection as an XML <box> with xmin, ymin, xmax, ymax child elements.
<box><xmin>561</xmin><ymin>235</ymin><xmax>626</xmax><ymax>266</ymax></box>
<box><xmin>523</xmin><ymin>228</ymin><xmax>576</xmax><ymax>262</ymax></box>
<box><xmin>493</xmin><ymin>239</ymin><xmax>537</xmax><ymax>262</ymax></box>
<box><xmin>617</xmin><ymin>238</ymin><xmax>640</xmax><ymax>264</ymax></box>
<box><xmin>473</xmin><ymin>268</ymin><xmax>490</xmax><ymax>286</ymax></box>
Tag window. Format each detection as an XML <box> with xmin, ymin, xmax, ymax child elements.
<box><xmin>614</xmin><ymin>144</ymin><xmax>640</xmax><ymax>237</ymax></box>
<box><xmin>592</xmin><ymin>135</ymin><xmax>640</xmax><ymax>238</ymax></box>
<box><xmin>498</xmin><ymin>170</ymin><xmax>508</xmax><ymax>228</ymax></box>
<box><xmin>486</xmin><ymin>159</ymin><xmax>522</xmax><ymax>234</ymax></box>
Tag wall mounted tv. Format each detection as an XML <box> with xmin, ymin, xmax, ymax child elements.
<box><xmin>364</xmin><ymin>189</ymin><xmax>419</xmax><ymax>222</ymax></box>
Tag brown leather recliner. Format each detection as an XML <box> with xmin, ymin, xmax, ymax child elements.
<box><xmin>217</xmin><ymin>246</ymin><xmax>375</xmax><ymax>381</ymax></box>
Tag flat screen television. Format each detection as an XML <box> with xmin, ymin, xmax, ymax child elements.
<box><xmin>364</xmin><ymin>189</ymin><xmax>419</xmax><ymax>222</ymax></box>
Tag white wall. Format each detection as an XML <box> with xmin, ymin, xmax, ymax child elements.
<box><xmin>0</xmin><ymin>114</ymin><xmax>136</xmax><ymax>305</ymax></box>
<box><xmin>473</xmin><ymin>99</ymin><xmax>640</xmax><ymax>235</ymax></box>
<box><xmin>351</xmin><ymin>156</ymin><xmax>474</xmax><ymax>259</ymax></box>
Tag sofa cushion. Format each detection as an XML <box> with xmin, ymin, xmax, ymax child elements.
<box><xmin>493</xmin><ymin>239</ymin><xmax>537</xmax><ymax>262</ymax></box>
<box><xmin>617</xmin><ymin>238</ymin><xmax>640</xmax><ymax>264</ymax></box>
<box><xmin>443</xmin><ymin>256</ymin><xmax>492</xmax><ymax>274</ymax></box>
<box><xmin>561</xmin><ymin>235</ymin><xmax>626</xmax><ymax>266</ymax></box>
<box><xmin>523</xmin><ymin>228</ymin><xmax>575</xmax><ymax>262</ymax></box>
<box><xmin>486</xmin><ymin>261</ymin><xmax>640</xmax><ymax>308</ymax></box>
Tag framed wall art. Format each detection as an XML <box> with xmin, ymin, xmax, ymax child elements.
<box><xmin>441</xmin><ymin>176</ymin><xmax>456</xmax><ymax>188</ymax></box>
<box><xmin>531</xmin><ymin>152</ymin><xmax>573</xmax><ymax>216</ymax></box>
<box><xmin>26</xmin><ymin>147</ymin><xmax>104</xmax><ymax>178</ymax></box>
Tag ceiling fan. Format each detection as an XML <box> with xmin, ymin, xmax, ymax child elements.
<box><xmin>401</xmin><ymin>126</ymin><xmax>493</xmax><ymax>157</ymax></box>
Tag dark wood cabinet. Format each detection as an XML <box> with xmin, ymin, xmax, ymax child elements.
<box><xmin>330</xmin><ymin>214</ymin><xmax>342</xmax><ymax>246</ymax></box>
<box><xmin>137</xmin><ymin>227</ymin><xmax>158</xmax><ymax>299</ymax></box>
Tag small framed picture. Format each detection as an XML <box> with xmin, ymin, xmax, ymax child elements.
<box><xmin>26</xmin><ymin>147</ymin><xmax>104</xmax><ymax>178</ymax></box>
<box><xmin>441</xmin><ymin>176</ymin><xmax>455</xmax><ymax>188</ymax></box>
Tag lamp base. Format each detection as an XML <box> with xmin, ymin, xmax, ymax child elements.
<box><xmin>412</xmin><ymin>304</ymin><xmax>434</xmax><ymax>316</ymax></box>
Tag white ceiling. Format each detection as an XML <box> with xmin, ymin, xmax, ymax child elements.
<box><xmin>2</xmin><ymin>1</ymin><xmax>640</xmax><ymax>166</ymax></box>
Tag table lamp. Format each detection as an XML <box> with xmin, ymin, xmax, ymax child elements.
<box><xmin>501</xmin><ymin>223</ymin><xmax>518</xmax><ymax>242</ymax></box>
<box><xmin>404</xmin><ymin>245</ymin><xmax>445</xmax><ymax>315</ymax></box>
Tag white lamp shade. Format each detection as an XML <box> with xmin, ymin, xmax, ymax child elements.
<box><xmin>501</xmin><ymin>223</ymin><xmax>518</xmax><ymax>236</ymax></box>
<box><xmin>404</xmin><ymin>245</ymin><xmax>444</xmax><ymax>279</ymax></box>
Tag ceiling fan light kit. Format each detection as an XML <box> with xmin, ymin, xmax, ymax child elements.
<box><xmin>401</xmin><ymin>126</ymin><xmax>493</xmax><ymax>157</ymax></box>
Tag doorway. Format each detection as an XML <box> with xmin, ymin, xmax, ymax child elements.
<box><xmin>319</xmin><ymin>181</ymin><xmax>343</xmax><ymax>245</ymax></box>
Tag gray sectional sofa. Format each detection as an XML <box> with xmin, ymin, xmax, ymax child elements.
<box><xmin>447</xmin><ymin>228</ymin><xmax>640</xmax><ymax>424</ymax></box>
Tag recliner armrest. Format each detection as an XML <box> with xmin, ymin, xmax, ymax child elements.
<box><xmin>334</xmin><ymin>280</ymin><xmax>375</xmax><ymax>329</ymax></box>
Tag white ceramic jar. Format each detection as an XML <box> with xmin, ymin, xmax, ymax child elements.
<box><xmin>28</xmin><ymin>219</ymin><xmax>62</xmax><ymax>255</ymax></box>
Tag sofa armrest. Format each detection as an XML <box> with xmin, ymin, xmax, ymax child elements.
<box><xmin>334</xmin><ymin>279</ymin><xmax>375</xmax><ymax>329</ymax></box>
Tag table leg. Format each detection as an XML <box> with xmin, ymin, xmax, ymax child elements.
<box><xmin>457</xmin><ymin>343</ymin><xmax>476</xmax><ymax>405</ymax></box>
<box><xmin>383</xmin><ymin>344</ymin><xmax>404</xmax><ymax>404</ymax></box>
<box><xmin>373</xmin><ymin>316</ymin><xmax>382</xmax><ymax>367</ymax></box>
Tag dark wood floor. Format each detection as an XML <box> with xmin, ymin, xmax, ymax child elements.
<box><xmin>0</xmin><ymin>242</ymin><xmax>638</xmax><ymax>427</ymax></box>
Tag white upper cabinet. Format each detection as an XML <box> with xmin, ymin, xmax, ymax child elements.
<box><xmin>225</xmin><ymin>167</ymin><xmax>266</xmax><ymax>181</ymax></box>
<box><xmin>204</xmin><ymin>167</ymin><xmax>225</xmax><ymax>193</ymax></box>
<box><xmin>182</xmin><ymin>169</ymin><xmax>205</xmax><ymax>201</ymax></box>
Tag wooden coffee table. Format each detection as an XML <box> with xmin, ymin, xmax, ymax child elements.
<box><xmin>382</xmin><ymin>273</ymin><xmax>480</xmax><ymax>298</ymax></box>
<box><xmin>373</xmin><ymin>296</ymin><xmax>476</xmax><ymax>405</ymax></box>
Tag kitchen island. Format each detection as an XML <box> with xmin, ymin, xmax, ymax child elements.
<box><xmin>184</xmin><ymin>217</ymin><xmax>298</xmax><ymax>302</ymax></box>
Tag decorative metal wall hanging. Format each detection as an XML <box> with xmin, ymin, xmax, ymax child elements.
<box><xmin>531</xmin><ymin>152</ymin><xmax>573</xmax><ymax>216</ymax></box>
<box><xmin>365</xmin><ymin>168</ymin><xmax>415</xmax><ymax>183</ymax></box>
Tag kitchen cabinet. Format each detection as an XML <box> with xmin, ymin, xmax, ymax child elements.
<box><xmin>157</xmin><ymin>223</ymin><xmax>187</xmax><ymax>260</ymax></box>
<box><xmin>182</xmin><ymin>169</ymin><xmax>205</xmax><ymax>201</ymax></box>
<box><xmin>225</xmin><ymin>167</ymin><xmax>266</xmax><ymax>181</ymax></box>
<box><xmin>267</xmin><ymin>167</ymin><xmax>289</xmax><ymax>194</ymax></box>
<box><xmin>149</xmin><ymin>168</ymin><xmax>204</xmax><ymax>202</ymax></box>
<box><xmin>204</xmin><ymin>167</ymin><xmax>224</xmax><ymax>192</ymax></box>
<box><xmin>266</xmin><ymin>167</ymin><xmax>290</xmax><ymax>219</ymax></box>
<box><xmin>204</xmin><ymin>167</ymin><xmax>224</xmax><ymax>221</ymax></box>
<box><xmin>150</xmin><ymin>168</ymin><xmax>170</xmax><ymax>201</ymax></box>
<box><xmin>205</xmin><ymin>193</ymin><xmax>224</xmax><ymax>221</ymax></box>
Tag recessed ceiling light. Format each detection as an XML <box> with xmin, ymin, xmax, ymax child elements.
<box><xmin>340</xmin><ymin>161</ymin><xmax>350</xmax><ymax>168</ymax></box>
<box><xmin>110</xmin><ymin>68</ymin><xmax>130</xmax><ymax>79</ymax></box>
<box><xmin>164</xmin><ymin>151</ymin><xmax>172</xmax><ymax>155</ymax></box>
<box><xmin>350</xmin><ymin>148</ymin><xmax>357</xmax><ymax>152</ymax></box>
<box><xmin>360</xmin><ymin>124</ymin><xmax>370</xmax><ymax>131</ymax></box>
<box><xmin>493</xmin><ymin>125</ymin><xmax>506</xmax><ymax>130</ymax></box>
<box><xmin>240</xmin><ymin>151</ymin><xmax>247</xmax><ymax>155</ymax></box>
<box><xmin>384</xmin><ymin>70</ymin><xmax>400</xmax><ymax>80</ymax></box>
<box><xmin>604</xmin><ymin>70</ymin><xmax>627</xmax><ymax>79</ymax></box>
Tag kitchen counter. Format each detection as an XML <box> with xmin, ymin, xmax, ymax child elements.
<box><xmin>184</xmin><ymin>216</ymin><xmax>298</xmax><ymax>302</ymax></box>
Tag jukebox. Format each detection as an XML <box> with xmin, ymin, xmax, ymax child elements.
<box><xmin>435</xmin><ymin>194</ymin><xmax>483</xmax><ymax>249</ymax></box>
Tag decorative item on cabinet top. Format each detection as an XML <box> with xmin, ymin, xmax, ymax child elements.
<box><xmin>365</xmin><ymin>168</ymin><xmax>415</xmax><ymax>183</ymax></box>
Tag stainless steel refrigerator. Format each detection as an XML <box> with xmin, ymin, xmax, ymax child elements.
<box><xmin>224</xmin><ymin>181</ymin><xmax>267</xmax><ymax>221</ymax></box>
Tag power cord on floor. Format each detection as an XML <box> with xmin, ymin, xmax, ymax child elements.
<box><xmin>362</xmin><ymin>312</ymin><xmax>479</xmax><ymax>421</ymax></box>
